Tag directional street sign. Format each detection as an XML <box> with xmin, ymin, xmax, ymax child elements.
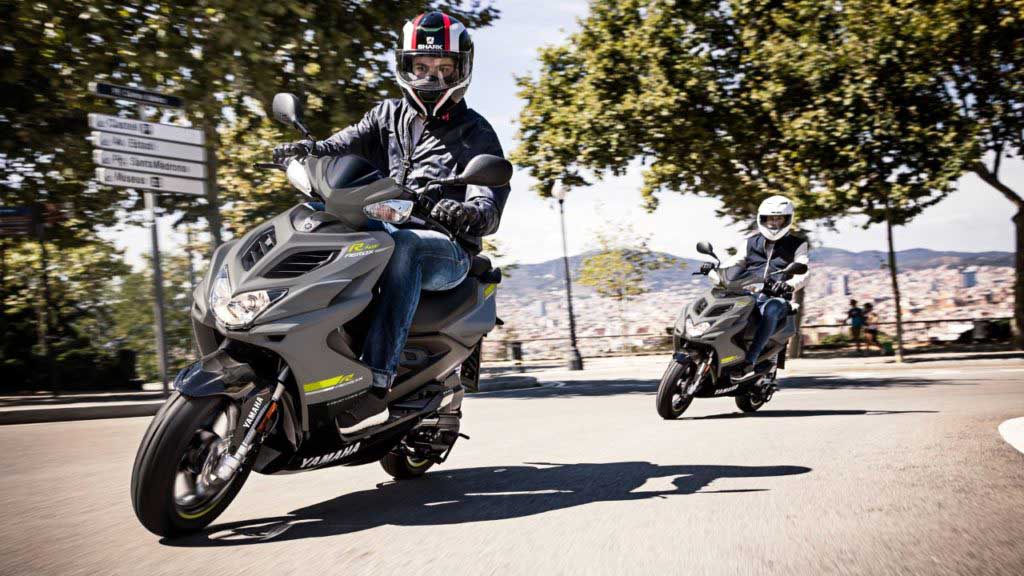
<box><xmin>0</xmin><ymin>206</ymin><xmax>34</xmax><ymax>237</ymax></box>
<box><xmin>88</xmin><ymin>82</ymin><xmax>185</xmax><ymax>109</ymax></box>
<box><xmin>88</xmin><ymin>113</ymin><xmax>204</xmax><ymax>146</ymax></box>
<box><xmin>96</xmin><ymin>168</ymin><xmax>205</xmax><ymax>196</ymax></box>
<box><xmin>93</xmin><ymin>150</ymin><xmax>207</xmax><ymax>180</ymax></box>
<box><xmin>92</xmin><ymin>131</ymin><xmax>206</xmax><ymax>163</ymax></box>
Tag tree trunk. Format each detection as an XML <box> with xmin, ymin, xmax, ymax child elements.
<box><xmin>204</xmin><ymin>124</ymin><xmax>222</xmax><ymax>251</ymax></box>
<box><xmin>972</xmin><ymin>163</ymin><xmax>1024</xmax><ymax>349</ymax></box>
<box><xmin>884</xmin><ymin>204</ymin><xmax>905</xmax><ymax>362</ymax></box>
<box><xmin>789</xmin><ymin>288</ymin><xmax>805</xmax><ymax>358</ymax></box>
<box><xmin>1015</xmin><ymin>209</ymin><xmax>1024</xmax><ymax>349</ymax></box>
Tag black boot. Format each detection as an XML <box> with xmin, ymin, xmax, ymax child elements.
<box><xmin>336</xmin><ymin>384</ymin><xmax>389</xmax><ymax>434</ymax></box>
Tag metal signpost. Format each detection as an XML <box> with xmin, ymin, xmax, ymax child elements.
<box><xmin>90</xmin><ymin>82</ymin><xmax>206</xmax><ymax>396</ymax></box>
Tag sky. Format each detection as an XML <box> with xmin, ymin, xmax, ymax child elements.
<box><xmin>106</xmin><ymin>0</ymin><xmax>1020</xmax><ymax>268</ymax></box>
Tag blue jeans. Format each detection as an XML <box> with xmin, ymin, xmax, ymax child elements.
<box><xmin>362</xmin><ymin>222</ymin><xmax>470</xmax><ymax>386</ymax></box>
<box><xmin>745</xmin><ymin>296</ymin><xmax>790</xmax><ymax>364</ymax></box>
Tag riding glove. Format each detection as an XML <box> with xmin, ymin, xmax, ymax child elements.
<box><xmin>767</xmin><ymin>280</ymin><xmax>794</xmax><ymax>298</ymax></box>
<box><xmin>431</xmin><ymin>199</ymin><xmax>482</xmax><ymax>233</ymax></box>
<box><xmin>272</xmin><ymin>140</ymin><xmax>316</xmax><ymax>164</ymax></box>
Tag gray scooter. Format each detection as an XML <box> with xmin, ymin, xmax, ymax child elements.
<box><xmin>655</xmin><ymin>241</ymin><xmax>807</xmax><ymax>419</ymax></box>
<box><xmin>131</xmin><ymin>93</ymin><xmax>512</xmax><ymax>536</ymax></box>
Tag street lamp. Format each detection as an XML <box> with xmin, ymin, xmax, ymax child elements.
<box><xmin>552</xmin><ymin>182</ymin><xmax>584</xmax><ymax>371</ymax></box>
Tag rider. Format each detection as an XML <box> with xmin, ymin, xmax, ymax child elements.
<box><xmin>273</xmin><ymin>11</ymin><xmax>510</xmax><ymax>433</ymax></box>
<box><xmin>702</xmin><ymin>195</ymin><xmax>809</xmax><ymax>378</ymax></box>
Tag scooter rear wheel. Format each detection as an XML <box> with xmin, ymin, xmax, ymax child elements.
<box><xmin>656</xmin><ymin>360</ymin><xmax>695</xmax><ymax>419</ymax></box>
<box><xmin>380</xmin><ymin>452</ymin><xmax>434</xmax><ymax>479</ymax></box>
<box><xmin>735</xmin><ymin>394</ymin><xmax>765</xmax><ymax>413</ymax></box>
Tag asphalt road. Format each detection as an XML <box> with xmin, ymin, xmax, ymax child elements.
<box><xmin>2</xmin><ymin>355</ymin><xmax>1023</xmax><ymax>575</ymax></box>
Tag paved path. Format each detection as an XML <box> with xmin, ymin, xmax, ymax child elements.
<box><xmin>2</xmin><ymin>355</ymin><xmax>1023</xmax><ymax>575</ymax></box>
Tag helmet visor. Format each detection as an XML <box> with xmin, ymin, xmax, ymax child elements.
<box><xmin>397</xmin><ymin>52</ymin><xmax>467</xmax><ymax>91</ymax></box>
<box><xmin>759</xmin><ymin>214</ymin><xmax>792</xmax><ymax>231</ymax></box>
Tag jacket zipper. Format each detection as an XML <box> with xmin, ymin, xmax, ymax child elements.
<box><xmin>763</xmin><ymin>242</ymin><xmax>775</xmax><ymax>283</ymax></box>
<box><xmin>398</xmin><ymin>112</ymin><xmax>416</xmax><ymax>186</ymax></box>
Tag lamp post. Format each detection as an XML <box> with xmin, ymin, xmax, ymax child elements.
<box><xmin>552</xmin><ymin>183</ymin><xmax>584</xmax><ymax>371</ymax></box>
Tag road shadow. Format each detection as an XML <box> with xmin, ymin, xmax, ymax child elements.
<box><xmin>164</xmin><ymin>461</ymin><xmax>811</xmax><ymax>547</ymax></box>
<box><xmin>477</xmin><ymin>372</ymin><xmax>967</xmax><ymax>400</ymax></box>
<box><xmin>681</xmin><ymin>409</ymin><xmax>937</xmax><ymax>420</ymax></box>
<box><xmin>780</xmin><ymin>375</ymin><xmax>968</xmax><ymax>390</ymax></box>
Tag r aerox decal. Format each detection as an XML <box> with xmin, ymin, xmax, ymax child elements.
<box><xmin>300</xmin><ymin>442</ymin><xmax>361</xmax><ymax>469</ymax></box>
<box><xmin>343</xmin><ymin>241</ymin><xmax>382</xmax><ymax>258</ymax></box>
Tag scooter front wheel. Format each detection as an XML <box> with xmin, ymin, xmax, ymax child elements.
<box><xmin>131</xmin><ymin>393</ymin><xmax>251</xmax><ymax>536</ymax></box>
<box><xmin>656</xmin><ymin>359</ymin><xmax>695</xmax><ymax>419</ymax></box>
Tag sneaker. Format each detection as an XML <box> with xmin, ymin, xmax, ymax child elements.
<box><xmin>732</xmin><ymin>360</ymin><xmax>754</xmax><ymax>378</ymax></box>
<box><xmin>336</xmin><ymin>386</ymin><xmax>389</xmax><ymax>434</ymax></box>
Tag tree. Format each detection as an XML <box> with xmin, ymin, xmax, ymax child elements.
<box><xmin>1</xmin><ymin>1</ymin><xmax>501</xmax><ymax>385</ymax></box>
<box><xmin>577</xmin><ymin>223</ymin><xmax>683</xmax><ymax>337</ymax></box>
<box><xmin>514</xmin><ymin>0</ymin><xmax>1008</xmax><ymax>359</ymax></box>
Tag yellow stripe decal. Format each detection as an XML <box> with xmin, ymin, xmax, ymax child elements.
<box><xmin>721</xmin><ymin>355</ymin><xmax>739</xmax><ymax>364</ymax></box>
<box><xmin>303</xmin><ymin>373</ymin><xmax>354</xmax><ymax>394</ymax></box>
<box><xmin>483</xmin><ymin>284</ymin><xmax>497</xmax><ymax>298</ymax></box>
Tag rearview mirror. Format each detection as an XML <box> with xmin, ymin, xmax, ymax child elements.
<box><xmin>455</xmin><ymin>155</ymin><xmax>514</xmax><ymax>187</ymax></box>
<box><xmin>784</xmin><ymin>262</ymin><xmax>808</xmax><ymax>276</ymax></box>
<box><xmin>696</xmin><ymin>241</ymin><xmax>715</xmax><ymax>257</ymax></box>
<box><xmin>272</xmin><ymin>93</ymin><xmax>314</xmax><ymax>140</ymax></box>
<box><xmin>272</xmin><ymin>93</ymin><xmax>303</xmax><ymax>126</ymax></box>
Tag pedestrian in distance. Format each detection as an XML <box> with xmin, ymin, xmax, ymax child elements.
<box><xmin>846</xmin><ymin>299</ymin><xmax>866</xmax><ymax>352</ymax></box>
<box><xmin>862</xmin><ymin>303</ymin><xmax>885</xmax><ymax>354</ymax></box>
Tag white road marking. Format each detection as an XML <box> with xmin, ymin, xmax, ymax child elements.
<box><xmin>998</xmin><ymin>417</ymin><xmax>1024</xmax><ymax>455</ymax></box>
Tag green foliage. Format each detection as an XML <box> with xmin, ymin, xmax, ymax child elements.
<box><xmin>0</xmin><ymin>1</ymin><xmax>501</xmax><ymax>387</ymax></box>
<box><xmin>513</xmin><ymin>0</ymin><xmax>1023</xmax><ymax>224</ymax></box>
<box><xmin>577</xmin><ymin>223</ymin><xmax>684</xmax><ymax>303</ymax></box>
<box><xmin>0</xmin><ymin>237</ymin><xmax>131</xmax><ymax>390</ymax></box>
<box><xmin>106</xmin><ymin>250</ymin><xmax>195</xmax><ymax>380</ymax></box>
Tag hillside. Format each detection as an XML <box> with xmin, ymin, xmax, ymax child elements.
<box><xmin>498</xmin><ymin>248</ymin><xmax>1014</xmax><ymax>298</ymax></box>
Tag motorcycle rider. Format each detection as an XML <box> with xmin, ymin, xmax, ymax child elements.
<box><xmin>702</xmin><ymin>196</ymin><xmax>809</xmax><ymax>378</ymax></box>
<box><xmin>272</xmin><ymin>11</ymin><xmax>509</xmax><ymax>432</ymax></box>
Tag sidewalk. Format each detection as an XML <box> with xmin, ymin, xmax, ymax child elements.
<box><xmin>0</xmin><ymin>376</ymin><xmax>539</xmax><ymax>426</ymax></box>
<box><xmin>1</xmin><ymin>350</ymin><xmax>1017</xmax><ymax>426</ymax></box>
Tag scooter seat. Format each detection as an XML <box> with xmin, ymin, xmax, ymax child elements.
<box><xmin>409</xmin><ymin>277</ymin><xmax>481</xmax><ymax>334</ymax></box>
<box><xmin>469</xmin><ymin>254</ymin><xmax>502</xmax><ymax>284</ymax></box>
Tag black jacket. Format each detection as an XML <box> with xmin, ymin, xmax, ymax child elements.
<box><xmin>313</xmin><ymin>98</ymin><xmax>510</xmax><ymax>252</ymax></box>
<box><xmin>716</xmin><ymin>232</ymin><xmax>810</xmax><ymax>291</ymax></box>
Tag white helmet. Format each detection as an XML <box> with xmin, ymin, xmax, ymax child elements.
<box><xmin>757</xmin><ymin>195</ymin><xmax>794</xmax><ymax>241</ymax></box>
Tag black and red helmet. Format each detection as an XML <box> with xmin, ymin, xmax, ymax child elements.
<box><xmin>396</xmin><ymin>12</ymin><xmax>474</xmax><ymax>118</ymax></box>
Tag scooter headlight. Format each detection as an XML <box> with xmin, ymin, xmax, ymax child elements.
<box><xmin>685</xmin><ymin>318</ymin><xmax>713</xmax><ymax>337</ymax></box>
<box><xmin>363</xmin><ymin>199</ymin><xmax>414</xmax><ymax>224</ymax></box>
<box><xmin>209</xmin><ymin>266</ymin><xmax>285</xmax><ymax>329</ymax></box>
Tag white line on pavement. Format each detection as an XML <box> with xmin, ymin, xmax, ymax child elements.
<box><xmin>998</xmin><ymin>417</ymin><xmax>1024</xmax><ymax>455</ymax></box>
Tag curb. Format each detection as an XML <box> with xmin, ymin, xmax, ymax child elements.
<box><xmin>0</xmin><ymin>401</ymin><xmax>163</xmax><ymax>426</ymax></box>
<box><xmin>469</xmin><ymin>376</ymin><xmax>542</xmax><ymax>394</ymax></box>
<box><xmin>1</xmin><ymin>377</ymin><xmax>543</xmax><ymax>424</ymax></box>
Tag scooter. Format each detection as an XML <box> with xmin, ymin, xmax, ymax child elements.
<box><xmin>655</xmin><ymin>241</ymin><xmax>807</xmax><ymax>419</ymax></box>
<box><xmin>131</xmin><ymin>93</ymin><xmax>511</xmax><ymax>536</ymax></box>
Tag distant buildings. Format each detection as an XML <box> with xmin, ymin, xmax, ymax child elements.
<box><xmin>485</xmin><ymin>263</ymin><xmax>1014</xmax><ymax>360</ymax></box>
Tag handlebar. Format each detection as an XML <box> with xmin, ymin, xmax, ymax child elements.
<box><xmin>253</xmin><ymin>161</ymin><xmax>285</xmax><ymax>171</ymax></box>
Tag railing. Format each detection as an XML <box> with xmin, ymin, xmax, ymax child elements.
<box><xmin>482</xmin><ymin>316</ymin><xmax>1012</xmax><ymax>362</ymax></box>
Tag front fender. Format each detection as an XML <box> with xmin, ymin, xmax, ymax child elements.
<box><xmin>174</xmin><ymin>348</ymin><xmax>260</xmax><ymax>399</ymax></box>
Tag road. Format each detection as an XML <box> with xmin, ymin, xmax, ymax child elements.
<box><xmin>2</xmin><ymin>355</ymin><xmax>1023</xmax><ymax>575</ymax></box>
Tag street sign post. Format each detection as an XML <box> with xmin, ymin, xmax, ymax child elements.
<box><xmin>96</xmin><ymin>168</ymin><xmax>206</xmax><ymax>196</ymax></box>
<box><xmin>93</xmin><ymin>150</ymin><xmax>207</xmax><ymax>180</ymax></box>
<box><xmin>88</xmin><ymin>82</ymin><xmax>184</xmax><ymax>108</ymax></box>
<box><xmin>88</xmin><ymin>113</ymin><xmax>204</xmax><ymax>146</ymax></box>
<box><xmin>91</xmin><ymin>131</ymin><xmax>206</xmax><ymax>163</ymax></box>
<box><xmin>89</xmin><ymin>83</ymin><xmax>205</xmax><ymax>397</ymax></box>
